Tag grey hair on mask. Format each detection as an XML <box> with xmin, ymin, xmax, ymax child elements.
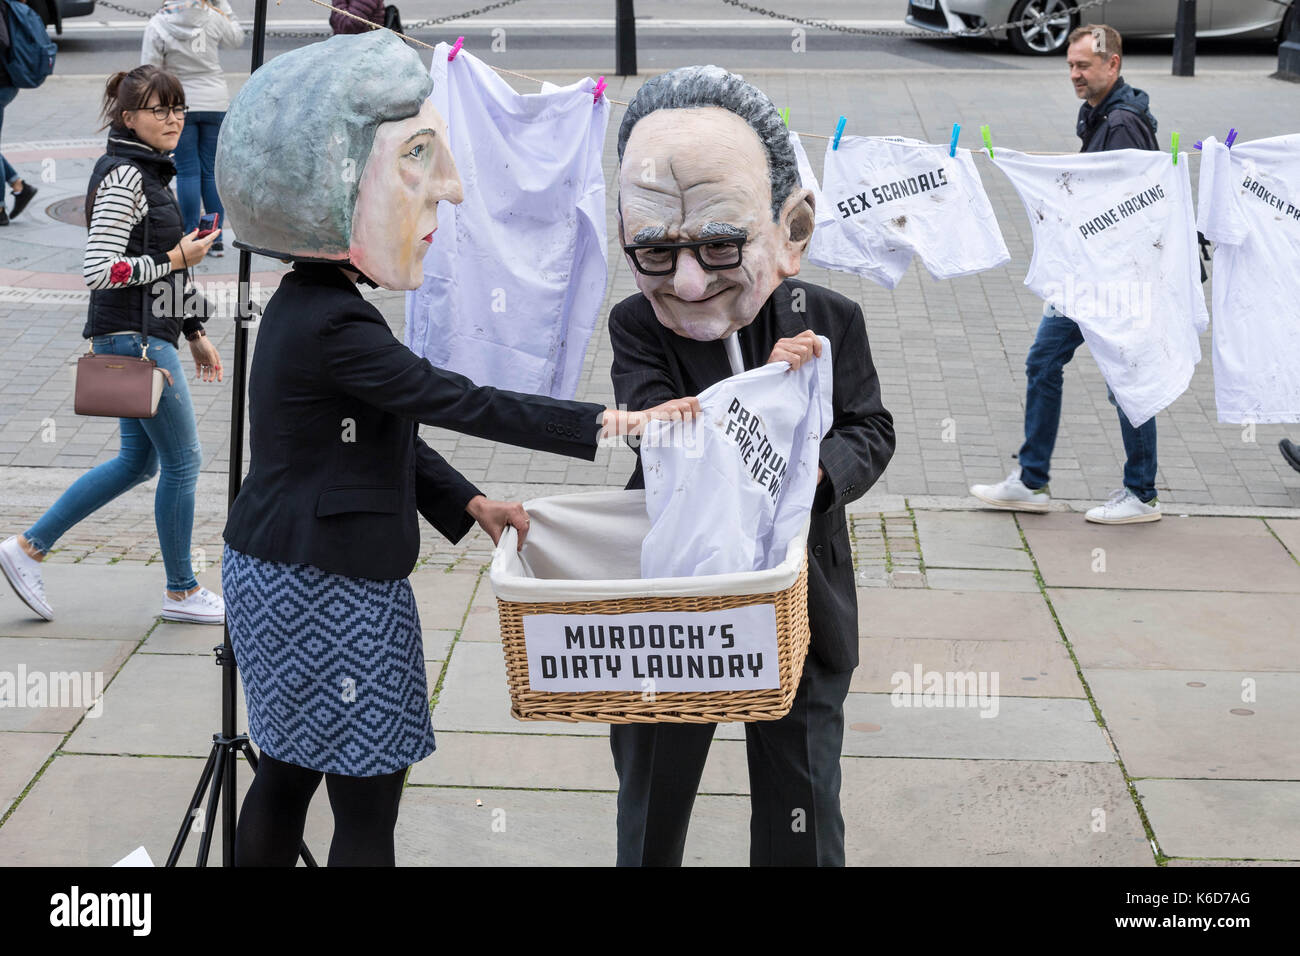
<box><xmin>215</xmin><ymin>30</ymin><xmax>432</xmax><ymax>260</ymax></box>
<box><xmin>617</xmin><ymin>65</ymin><xmax>800</xmax><ymax>222</ymax></box>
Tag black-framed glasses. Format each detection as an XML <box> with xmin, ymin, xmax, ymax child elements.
<box><xmin>623</xmin><ymin>235</ymin><xmax>747</xmax><ymax>276</ymax></box>
<box><xmin>135</xmin><ymin>105</ymin><xmax>188</xmax><ymax>121</ymax></box>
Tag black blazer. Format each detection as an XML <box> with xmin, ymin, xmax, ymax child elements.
<box><xmin>224</xmin><ymin>262</ymin><xmax>605</xmax><ymax>580</ymax></box>
<box><xmin>610</xmin><ymin>279</ymin><xmax>895</xmax><ymax>672</ymax></box>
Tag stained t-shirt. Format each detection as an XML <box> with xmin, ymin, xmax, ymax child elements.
<box><xmin>805</xmin><ymin>134</ymin><xmax>1009</xmax><ymax>289</ymax></box>
<box><xmin>993</xmin><ymin>147</ymin><xmax>1208</xmax><ymax>427</ymax></box>
<box><xmin>405</xmin><ymin>44</ymin><xmax>609</xmax><ymax>399</ymax></box>
<box><xmin>640</xmin><ymin>340</ymin><xmax>833</xmax><ymax>578</ymax></box>
<box><xmin>1197</xmin><ymin>134</ymin><xmax>1300</xmax><ymax>423</ymax></box>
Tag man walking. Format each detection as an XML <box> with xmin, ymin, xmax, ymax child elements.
<box><xmin>971</xmin><ymin>24</ymin><xmax>1163</xmax><ymax>524</ymax></box>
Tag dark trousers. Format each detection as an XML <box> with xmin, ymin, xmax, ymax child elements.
<box><xmin>1017</xmin><ymin>306</ymin><xmax>1158</xmax><ymax>502</ymax></box>
<box><xmin>610</xmin><ymin>651</ymin><xmax>853</xmax><ymax>866</ymax></box>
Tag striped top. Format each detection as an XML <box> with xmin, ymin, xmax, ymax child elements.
<box><xmin>83</xmin><ymin>163</ymin><xmax>174</xmax><ymax>291</ymax></box>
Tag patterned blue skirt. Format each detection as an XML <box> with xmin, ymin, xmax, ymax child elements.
<box><xmin>222</xmin><ymin>545</ymin><xmax>435</xmax><ymax>777</ymax></box>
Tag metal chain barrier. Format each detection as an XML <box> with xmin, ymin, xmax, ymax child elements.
<box><xmin>86</xmin><ymin>0</ymin><xmax>532</xmax><ymax>37</ymax></box>
<box><xmin>719</xmin><ymin>0</ymin><xmax>1110</xmax><ymax>39</ymax></box>
<box><xmin>268</xmin><ymin>0</ymin><xmax>533</xmax><ymax>38</ymax></box>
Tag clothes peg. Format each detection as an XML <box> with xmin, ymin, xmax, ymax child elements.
<box><xmin>448</xmin><ymin>36</ymin><xmax>465</xmax><ymax>61</ymax></box>
<box><xmin>780</xmin><ymin>108</ymin><xmax>790</xmax><ymax>127</ymax></box>
<box><xmin>980</xmin><ymin>124</ymin><xmax>993</xmax><ymax>158</ymax></box>
<box><xmin>1225</xmin><ymin>128</ymin><xmax>1238</xmax><ymax>148</ymax></box>
<box><xmin>1171</xmin><ymin>131</ymin><xmax>1180</xmax><ymax>165</ymax></box>
<box><xmin>832</xmin><ymin>116</ymin><xmax>846</xmax><ymax>151</ymax></box>
<box><xmin>949</xmin><ymin>123</ymin><xmax>961</xmax><ymax>157</ymax></box>
<box><xmin>593</xmin><ymin>77</ymin><xmax>607</xmax><ymax>104</ymax></box>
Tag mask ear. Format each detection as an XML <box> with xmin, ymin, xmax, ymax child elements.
<box><xmin>776</xmin><ymin>186</ymin><xmax>815</xmax><ymax>275</ymax></box>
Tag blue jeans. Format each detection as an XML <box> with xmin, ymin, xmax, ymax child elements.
<box><xmin>1017</xmin><ymin>306</ymin><xmax>1158</xmax><ymax>503</ymax></box>
<box><xmin>25</xmin><ymin>334</ymin><xmax>203</xmax><ymax>591</ymax></box>
<box><xmin>173</xmin><ymin>111</ymin><xmax>225</xmax><ymax>233</ymax></box>
<box><xmin>0</xmin><ymin>86</ymin><xmax>19</xmax><ymax>185</ymax></box>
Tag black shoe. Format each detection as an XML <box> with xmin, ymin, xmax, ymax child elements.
<box><xmin>1281</xmin><ymin>439</ymin><xmax>1300</xmax><ymax>474</ymax></box>
<box><xmin>9</xmin><ymin>183</ymin><xmax>36</xmax><ymax>220</ymax></box>
<box><xmin>209</xmin><ymin>240</ymin><xmax>224</xmax><ymax>258</ymax></box>
<box><xmin>0</xmin><ymin>206</ymin><xmax>8</xmax><ymax>227</ymax></box>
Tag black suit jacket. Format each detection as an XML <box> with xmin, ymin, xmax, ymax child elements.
<box><xmin>610</xmin><ymin>279</ymin><xmax>895</xmax><ymax>672</ymax></box>
<box><xmin>224</xmin><ymin>262</ymin><xmax>605</xmax><ymax>580</ymax></box>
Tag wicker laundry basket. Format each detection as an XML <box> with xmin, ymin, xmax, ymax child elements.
<box><xmin>489</xmin><ymin>490</ymin><xmax>810</xmax><ymax>724</ymax></box>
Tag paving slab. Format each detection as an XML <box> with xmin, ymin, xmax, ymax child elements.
<box><xmin>0</xmin><ymin>731</ymin><xmax>61</xmax><ymax>817</ymax></box>
<box><xmin>857</xmin><ymin>589</ymin><xmax>1058</xmax><ymax>642</ymax></box>
<box><xmin>409</xmin><ymin>569</ymin><xmax>480</xmax><ymax>631</ymax></box>
<box><xmin>1137</xmin><ymin>779</ymin><xmax>1300</xmax><ymax>861</ymax></box>
<box><xmin>422</xmin><ymin>629</ymin><xmax>454</xmax><ymax>662</ymax></box>
<box><xmin>458</xmin><ymin>604</ymin><xmax>502</xmax><ymax>642</ymax></box>
<box><xmin>64</xmin><ymin>653</ymin><xmax>247</xmax><ymax>758</ymax></box>
<box><xmin>840</xmin><ymin>693</ymin><xmax>1113</xmax><ymax>762</ymax></box>
<box><xmin>914</xmin><ymin>511</ymin><xmax>1032</xmax><ymax>570</ymax></box>
<box><xmin>1051</xmin><ymin>589</ymin><xmax>1299</xmax><ymax>670</ymax></box>
<box><xmin>0</xmin><ymin>563</ymin><xmax>163</xmax><ymax>641</ymax></box>
<box><xmin>923</xmin><ymin>568</ymin><xmax>1041</xmax><ymax>592</ymax></box>
<box><xmin>1086</xmin><ymin>669</ymin><xmax>1300</xmax><ymax>779</ymax></box>
<box><xmin>409</xmin><ymin>730</ymin><xmax>751</xmax><ymax>794</ymax></box>
<box><xmin>1267</xmin><ymin>519</ymin><xmax>1300</xmax><ymax>561</ymax></box>
<box><xmin>1022</xmin><ymin>514</ymin><xmax>1300</xmax><ymax>592</ymax></box>
<box><xmin>853</xmin><ymin>637</ymin><xmax>1084</xmax><ymax>698</ymax></box>
<box><xmin>0</xmin><ymin>753</ymin><xmax>334</xmax><ymax>867</ymax></box>
<box><xmin>842</xmin><ymin>757</ymin><xmax>1152</xmax><ymax>866</ymax></box>
<box><xmin>394</xmin><ymin>787</ymin><xmax>749</xmax><ymax>866</ymax></box>
<box><xmin>0</xmin><ymin>636</ymin><xmax>134</xmax><ymax>732</ymax></box>
<box><xmin>432</xmin><ymin>640</ymin><xmax>745</xmax><ymax>740</ymax></box>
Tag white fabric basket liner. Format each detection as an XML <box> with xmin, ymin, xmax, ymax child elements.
<box><xmin>490</xmin><ymin>489</ymin><xmax>809</xmax><ymax>604</ymax></box>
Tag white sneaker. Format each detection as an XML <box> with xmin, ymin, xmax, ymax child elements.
<box><xmin>161</xmin><ymin>586</ymin><xmax>225</xmax><ymax>625</ymax></box>
<box><xmin>1085</xmin><ymin>489</ymin><xmax>1162</xmax><ymax>524</ymax></box>
<box><xmin>0</xmin><ymin>535</ymin><xmax>53</xmax><ymax>621</ymax></box>
<box><xmin>970</xmin><ymin>470</ymin><xmax>1052</xmax><ymax>513</ymax></box>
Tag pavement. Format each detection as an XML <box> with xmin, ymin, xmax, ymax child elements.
<box><xmin>2</xmin><ymin>44</ymin><xmax>1300</xmax><ymax>865</ymax></box>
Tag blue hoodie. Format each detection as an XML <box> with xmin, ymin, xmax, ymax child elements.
<box><xmin>1076</xmin><ymin>77</ymin><xmax>1159</xmax><ymax>153</ymax></box>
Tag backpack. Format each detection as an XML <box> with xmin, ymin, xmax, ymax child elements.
<box><xmin>1</xmin><ymin>0</ymin><xmax>56</xmax><ymax>89</ymax></box>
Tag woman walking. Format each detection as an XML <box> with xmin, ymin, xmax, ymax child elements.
<box><xmin>0</xmin><ymin>66</ymin><xmax>226</xmax><ymax>625</ymax></box>
<box><xmin>215</xmin><ymin>31</ymin><xmax>696</xmax><ymax>866</ymax></box>
<box><xmin>142</xmin><ymin>0</ymin><xmax>243</xmax><ymax>255</ymax></box>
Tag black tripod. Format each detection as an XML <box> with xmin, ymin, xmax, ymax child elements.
<box><xmin>166</xmin><ymin>0</ymin><xmax>316</xmax><ymax>868</ymax></box>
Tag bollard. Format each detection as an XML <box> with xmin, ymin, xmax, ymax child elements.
<box><xmin>616</xmin><ymin>0</ymin><xmax>638</xmax><ymax>77</ymax></box>
<box><xmin>1172</xmin><ymin>0</ymin><xmax>1196</xmax><ymax>77</ymax></box>
<box><xmin>1278</xmin><ymin>2</ymin><xmax>1300</xmax><ymax>81</ymax></box>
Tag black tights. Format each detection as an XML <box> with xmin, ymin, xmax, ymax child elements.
<box><xmin>234</xmin><ymin>752</ymin><xmax>407</xmax><ymax>867</ymax></box>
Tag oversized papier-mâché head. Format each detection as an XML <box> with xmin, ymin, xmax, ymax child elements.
<box><xmin>617</xmin><ymin>65</ymin><xmax>815</xmax><ymax>342</ymax></box>
<box><xmin>215</xmin><ymin>30</ymin><xmax>462</xmax><ymax>290</ymax></box>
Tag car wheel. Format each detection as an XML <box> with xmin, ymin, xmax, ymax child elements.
<box><xmin>1007</xmin><ymin>0</ymin><xmax>1076</xmax><ymax>55</ymax></box>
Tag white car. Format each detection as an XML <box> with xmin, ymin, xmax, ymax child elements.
<box><xmin>906</xmin><ymin>0</ymin><xmax>1297</xmax><ymax>55</ymax></box>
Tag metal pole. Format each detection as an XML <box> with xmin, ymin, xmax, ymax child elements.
<box><xmin>1172</xmin><ymin>0</ymin><xmax>1196</xmax><ymax>77</ymax></box>
<box><xmin>615</xmin><ymin>0</ymin><xmax>637</xmax><ymax>77</ymax></box>
<box><xmin>220</xmin><ymin>0</ymin><xmax>268</xmax><ymax>868</ymax></box>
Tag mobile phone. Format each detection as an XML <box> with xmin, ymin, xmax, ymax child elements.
<box><xmin>196</xmin><ymin>213</ymin><xmax>220</xmax><ymax>238</ymax></box>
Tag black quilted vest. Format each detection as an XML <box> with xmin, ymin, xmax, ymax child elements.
<box><xmin>82</xmin><ymin>132</ymin><xmax>188</xmax><ymax>345</ymax></box>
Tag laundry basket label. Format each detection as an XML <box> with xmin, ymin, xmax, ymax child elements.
<box><xmin>523</xmin><ymin>604</ymin><xmax>781</xmax><ymax>692</ymax></box>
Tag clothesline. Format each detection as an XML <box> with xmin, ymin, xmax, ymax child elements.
<box><xmin>295</xmin><ymin>0</ymin><xmax>1120</xmax><ymax>156</ymax></box>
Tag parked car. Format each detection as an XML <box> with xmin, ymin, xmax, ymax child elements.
<box><xmin>906</xmin><ymin>0</ymin><xmax>1297</xmax><ymax>55</ymax></box>
<box><xmin>26</xmin><ymin>0</ymin><xmax>97</xmax><ymax>36</ymax></box>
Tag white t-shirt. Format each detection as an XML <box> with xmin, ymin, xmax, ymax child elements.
<box><xmin>993</xmin><ymin>147</ymin><xmax>1208</xmax><ymax>427</ymax></box>
<box><xmin>1197</xmin><ymin>134</ymin><xmax>1300</xmax><ymax>423</ymax></box>
<box><xmin>804</xmin><ymin>134</ymin><xmax>1009</xmax><ymax>290</ymax></box>
<box><xmin>405</xmin><ymin>44</ymin><xmax>610</xmax><ymax>400</ymax></box>
<box><xmin>640</xmin><ymin>340</ymin><xmax>833</xmax><ymax>578</ymax></box>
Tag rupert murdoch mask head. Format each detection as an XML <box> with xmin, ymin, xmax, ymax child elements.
<box><xmin>616</xmin><ymin>65</ymin><xmax>815</xmax><ymax>342</ymax></box>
